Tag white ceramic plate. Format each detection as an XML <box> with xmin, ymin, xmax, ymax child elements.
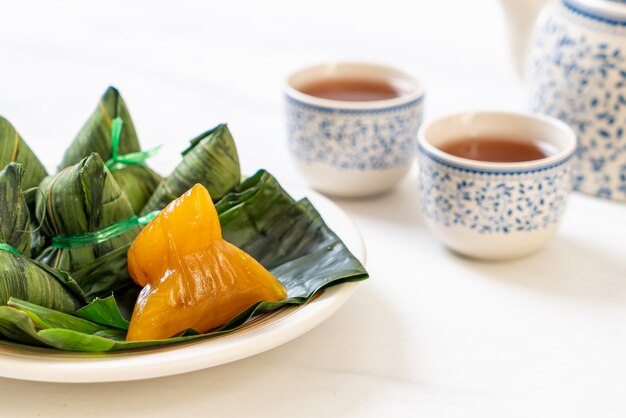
<box><xmin>0</xmin><ymin>189</ymin><xmax>366</xmax><ymax>383</ymax></box>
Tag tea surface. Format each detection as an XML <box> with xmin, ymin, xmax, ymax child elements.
<box><xmin>439</xmin><ymin>137</ymin><xmax>554</xmax><ymax>163</ymax></box>
<box><xmin>299</xmin><ymin>77</ymin><xmax>402</xmax><ymax>101</ymax></box>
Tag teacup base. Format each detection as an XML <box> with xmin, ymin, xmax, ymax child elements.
<box><xmin>425</xmin><ymin>221</ymin><xmax>559</xmax><ymax>261</ymax></box>
<box><xmin>295</xmin><ymin>161</ymin><xmax>411</xmax><ymax>198</ymax></box>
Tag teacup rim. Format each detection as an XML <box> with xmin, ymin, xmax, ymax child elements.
<box><xmin>284</xmin><ymin>61</ymin><xmax>425</xmax><ymax>110</ymax></box>
<box><xmin>418</xmin><ymin>111</ymin><xmax>578</xmax><ymax>172</ymax></box>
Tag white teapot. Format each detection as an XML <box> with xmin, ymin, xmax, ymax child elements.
<box><xmin>502</xmin><ymin>0</ymin><xmax>626</xmax><ymax>201</ymax></box>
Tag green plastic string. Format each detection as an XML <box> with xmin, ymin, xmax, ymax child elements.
<box><xmin>0</xmin><ymin>243</ymin><xmax>21</xmax><ymax>255</ymax></box>
<box><xmin>104</xmin><ymin>118</ymin><xmax>161</xmax><ymax>171</ymax></box>
<box><xmin>51</xmin><ymin>211</ymin><xmax>160</xmax><ymax>249</ymax></box>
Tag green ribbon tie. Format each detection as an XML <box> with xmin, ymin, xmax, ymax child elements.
<box><xmin>51</xmin><ymin>211</ymin><xmax>160</xmax><ymax>249</ymax></box>
<box><xmin>105</xmin><ymin>118</ymin><xmax>161</xmax><ymax>171</ymax></box>
<box><xmin>0</xmin><ymin>243</ymin><xmax>21</xmax><ymax>255</ymax></box>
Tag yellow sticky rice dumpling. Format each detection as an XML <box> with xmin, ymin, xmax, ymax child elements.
<box><xmin>126</xmin><ymin>184</ymin><xmax>287</xmax><ymax>341</ymax></box>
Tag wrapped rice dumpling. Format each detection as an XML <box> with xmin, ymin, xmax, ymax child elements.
<box><xmin>36</xmin><ymin>153</ymin><xmax>140</xmax><ymax>300</ymax></box>
<box><xmin>140</xmin><ymin>124</ymin><xmax>240</xmax><ymax>215</ymax></box>
<box><xmin>0</xmin><ymin>117</ymin><xmax>51</xmax><ymax>257</ymax></box>
<box><xmin>0</xmin><ymin>163</ymin><xmax>82</xmax><ymax>313</ymax></box>
<box><xmin>59</xmin><ymin>87</ymin><xmax>161</xmax><ymax>213</ymax></box>
<box><xmin>0</xmin><ymin>116</ymin><xmax>48</xmax><ymax>207</ymax></box>
<box><xmin>127</xmin><ymin>184</ymin><xmax>287</xmax><ymax>341</ymax></box>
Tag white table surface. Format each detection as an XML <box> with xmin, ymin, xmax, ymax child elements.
<box><xmin>2</xmin><ymin>0</ymin><xmax>626</xmax><ymax>416</ymax></box>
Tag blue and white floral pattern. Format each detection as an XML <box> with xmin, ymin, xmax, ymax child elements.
<box><xmin>418</xmin><ymin>152</ymin><xmax>572</xmax><ymax>234</ymax></box>
<box><xmin>529</xmin><ymin>0</ymin><xmax>626</xmax><ymax>200</ymax></box>
<box><xmin>286</xmin><ymin>97</ymin><xmax>423</xmax><ymax>170</ymax></box>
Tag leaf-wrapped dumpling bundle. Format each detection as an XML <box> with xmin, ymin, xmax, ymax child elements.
<box><xmin>140</xmin><ymin>124</ymin><xmax>240</xmax><ymax>214</ymax></box>
<box><xmin>59</xmin><ymin>87</ymin><xmax>161</xmax><ymax>213</ymax></box>
<box><xmin>36</xmin><ymin>153</ymin><xmax>140</xmax><ymax>300</ymax></box>
<box><xmin>0</xmin><ymin>117</ymin><xmax>48</xmax><ymax>203</ymax></box>
<box><xmin>0</xmin><ymin>117</ymin><xmax>51</xmax><ymax>257</ymax></box>
<box><xmin>0</xmin><ymin>163</ymin><xmax>82</xmax><ymax>313</ymax></box>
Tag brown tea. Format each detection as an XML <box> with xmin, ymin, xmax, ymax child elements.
<box><xmin>298</xmin><ymin>77</ymin><xmax>402</xmax><ymax>101</ymax></box>
<box><xmin>439</xmin><ymin>137</ymin><xmax>554</xmax><ymax>163</ymax></box>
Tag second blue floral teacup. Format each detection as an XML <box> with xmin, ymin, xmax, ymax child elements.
<box><xmin>418</xmin><ymin>111</ymin><xmax>577</xmax><ymax>260</ymax></box>
<box><xmin>285</xmin><ymin>62</ymin><xmax>424</xmax><ymax>197</ymax></box>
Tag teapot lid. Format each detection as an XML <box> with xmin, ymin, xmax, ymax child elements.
<box><xmin>565</xmin><ymin>0</ymin><xmax>626</xmax><ymax>23</ymax></box>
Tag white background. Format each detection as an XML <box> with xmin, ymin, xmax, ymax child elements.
<box><xmin>1</xmin><ymin>0</ymin><xmax>626</xmax><ymax>417</ymax></box>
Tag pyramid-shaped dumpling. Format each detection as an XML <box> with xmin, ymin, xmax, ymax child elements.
<box><xmin>127</xmin><ymin>184</ymin><xmax>287</xmax><ymax>341</ymax></box>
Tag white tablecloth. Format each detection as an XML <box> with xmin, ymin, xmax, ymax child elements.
<box><xmin>1</xmin><ymin>1</ymin><xmax>625</xmax><ymax>416</ymax></box>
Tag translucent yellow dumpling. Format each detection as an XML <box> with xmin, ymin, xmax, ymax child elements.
<box><xmin>126</xmin><ymin>184</ymin><xmax>287</xmax><ymax>341</ymax></box>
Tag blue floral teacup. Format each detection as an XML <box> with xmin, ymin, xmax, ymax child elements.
<box><xmin>285</xmin><ymin>62</ymin><xmax>424</xmax><ymax>197</ymax></box>
<box><xmin>418</xmin><ymin>111</ymin><xmax>577</xmax><ymax>260</ymax></box>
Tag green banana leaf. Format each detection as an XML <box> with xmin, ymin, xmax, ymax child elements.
<box><xmin>73</xmin><ymin>295</ymin><xmax>129</xmax><ymax>329</ymax></box>
<box><xmin>59</xmin><ymin>87</ymin><xmax>162</xmax><ymax>214</ymax></box>
<box><xmin>0</xmin><ymin>170</ymin><xmax>368</xmax><ymax>351</ymax></box>
<box><xmin>218</xmin><ymin>170</ymin><xmax>368</xmax><ymax>298</ymax></box>
<box><xmin>0</xmin><ymin>163</ymin><xmax>83</xmax><ymax>313</ymax></box>
<box><xmin>35</xmin><ymin>153</ymin><xmax>139</xmax><ymax>300</ymax></box>
<box><xmin>140</xmin><ymin>124</ymin><xmax>240</xmax><ymax>215</ymax></box>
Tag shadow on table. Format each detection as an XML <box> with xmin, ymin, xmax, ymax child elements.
<box><xmin>453</xmin><ymin>236</ymin><xmax>626</xmax><ymax>304</ymax></box>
